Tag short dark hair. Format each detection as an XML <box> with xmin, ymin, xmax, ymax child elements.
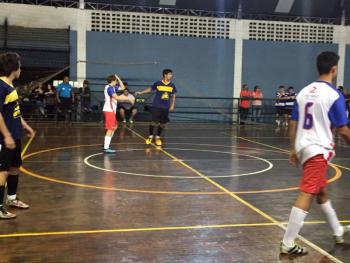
<box><xmin>0</xmin><ymin>52</ymin><xmax>21</xmax><ymax>77</ymax></box>
<box><xmin>107</xmin><ymin>75</ymin><xmax>117</xmax><ymax>84</ymax></box>
<box><xmin>317</xmin><ymin>51</ymin><xmax>339</xmax><ymax>75</ymax></box>
<box><xmin>254</xmin><ymin>86</ymin><xmax>260</xmax><ymax>92</ymax></box>
<box><xmin>162</xmin><ymin>69</ymin><xmax>173</xmax><ymax>77</ymax></box>
<box><xmin>288</xmin><ymin>86</ymin><xmax>294</xmax><ymax>91</ymax></box>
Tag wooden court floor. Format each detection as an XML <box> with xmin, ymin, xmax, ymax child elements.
<box><xmin>1</xmin><ymin>122</ymin><xmax>350</xmax><ymax>263</ymax></box>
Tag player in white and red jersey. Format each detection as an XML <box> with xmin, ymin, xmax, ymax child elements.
<box><xmin>280</xmin><ymin>51</ymin><xmax>350</xmax><ymax>255</ymax></box>
<box><xmin>103</xmin><ymin>75</ymin><xmax>130</xmax><ymax>153</ymax></box>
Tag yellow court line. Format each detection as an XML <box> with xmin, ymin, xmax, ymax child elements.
<box><xmin>0</xmin><ymin>222</ymin><xmax>277</xmax><ymax>238</ymax></box>
<box><xmin>21</xmin><ymin>136</ymin><xmax>35</xmax><ymax>158</ymax></box>
<box><xmin>236</xmin><ymin>136</ymin><xmax>290</xmax><ymax>153</ymax></box>
<box><xmin>127</xmin><ymin>128</ymin><xmax>277</xmax><ymax>223</ymax></box>
<box><xmin>20</xmin><ymin>143</ymin><xmax>340</xmax><ymax>195</ymax></box>
<box><xmin>2</xmin><ymin>220</ymin><xmax>350</xmax><ymax>239</ymax></box>
<box><xmin>236</xmin><ymin>135</ymin><xmax>350</xmax><ymax>172</ymax></box>
<box><xmin>126</xmin><ymin>128</ymin><xmax>342</xmax><ymax>263</ymax></box>
<box><xmin>18</xmin><ymin>130</ymin><xmax>343</xmax><ymax>262</ymax></box>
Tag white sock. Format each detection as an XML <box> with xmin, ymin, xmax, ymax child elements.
<box><xmin>320</xmin><ymin>200</ymin><xmax>343</xmax><ymax>236</ymax></box>
<box><xmin>7</xmin><ymin>194</ymin><xmax>16</xmax><ymax>201</ymax></box>
<box><xmin>282</xmin><ymin>207</ymin><xmax>308</xmax><ymax>247</ymax></box>
<box><xmin>104</xmin><ymin>136</ymin><xmax>112</xmax><ymax>150</ymax></box>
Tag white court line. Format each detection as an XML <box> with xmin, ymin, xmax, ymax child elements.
<box><xmin>83</xmin><ymin>147</ymin><xmax>273</xmax><ymax>179</ymax></box>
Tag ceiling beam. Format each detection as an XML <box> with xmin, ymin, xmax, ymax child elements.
<box><xmin>274</xmin><ymin>0</ymin><xmax>295</xmax><ymax>13</ymax></box>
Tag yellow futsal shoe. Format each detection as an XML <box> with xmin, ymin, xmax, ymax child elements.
<box><xmin>146</xmin><ymin>136</ymin><xmax>153</xmax><ymax>145</ymax></box>
<box><xmin>155</xmin><ymin>136</ymin><xmax>162</xmax><ymax>147</ymax></box>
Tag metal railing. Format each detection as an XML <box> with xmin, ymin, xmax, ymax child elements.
<box><xmin>20</xmin><ymin>91</ymin><xmax>287</xmax><ymax>124</ymax></box>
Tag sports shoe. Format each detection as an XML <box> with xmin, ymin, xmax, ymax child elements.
<box><xmin>280</xmin><ymin>242</ymin><xmax>308</xmax><ymax>256</ymax></box>
<box><xmin>334</xmin><ymin>225</ymin><xmax>350</xmax><ymax>244</ymax></box>
<box><xmin>155</xmin><ymin>137</ymin><xmax>162</xmax><ymax>147</ymax></box>
<box><xmin>0</xmin><ymin>206</ymin><xmax>16</xmax><ymax>220</ymax></box>
<box><xmin>104</xmin><ymin>148</ymin><xmax>117</xmax><ymax>154</ymax></box>
<box><xmin>129</xmin><ymin>119</ymin><xmax>134</xmax><ymax>124</ymax></box>
<box><xmin>6</xmin><ymin>198</ymin><xmax>30</xmax><ymax>209</ymax></box>
<box><xmin>123</xmin><ymin>119</ymin><xmax>127</xmax><ymax>123</ymax></box>
<box><xmin>146</xmin><ymin>136</ymin><xmax>153</xmax><ymax>145</ymax></box>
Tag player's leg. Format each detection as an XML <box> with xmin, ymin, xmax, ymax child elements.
<box><xmin>104</xmin><ymin>112</ymin><xmax>117</xmax><ymax>153</ymax></box>
<box><xmin>6</xmin><ymin>140</ymin><xmax>29</xmax><ymax>209</ymax></box>
<box><xmin>0</xmin><ymin>146</ymin><xmax>16</xmax><ymax>219</ymax></box>
<box><xmin>318</xmin><ymin>187</ymin><xmax>350</xmax><ymax>243</ymax></box>
<box><xmin>280</xmin><ymin>155</ymin><xmax>325</xmax><ymax>255</ymax></box>
<box><xmin>120</xmin><ymin>108</ymin><xmax>126</xmax><ymax>123</ymax></box>
<box><xmin>280</xmin><ymin>191</ymin><xmax>312</xmax><ymax>255</ymax></box>
<box><xmin>275</xmin><ymin>107</ymin><xmax>280</xmax><ymax>126</ymax></box>
<box><xmin>147</xmin><ymin>107</ymin><xmax>160</xmax><ymax>145</ymax></box>
<box><xmin>155</xmin><ymin>123</ymin><xmax>166</xmax><ymax>147</ymax></box>
<box><xmin>155</xmin><ymin>108</ymin><xmax>169</xmax><ymax>146</ymax></box>
<box><xmin>257</xmin><ymin>106</ymin><xmax>262</xmax><ymax>123</ymax></box>
<box><xmin>284</xmin><ymin>109</ymin><xmax>289</xmax><ymax>127</ymax></box>
<box><xmin>130</xmin><ymin>108</ymin><xmax>137</xmax><ymax>124</ymax></box>
<box><xmin>252</xmin><ymin>106</ymin><xmax>256</xmax><ymax>122</ymax></box>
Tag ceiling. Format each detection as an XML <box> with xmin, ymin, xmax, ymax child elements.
<box><xmin>89</xmin><ymin>0</ymin><xmax>350</xmax><ymax>20</ymax></box>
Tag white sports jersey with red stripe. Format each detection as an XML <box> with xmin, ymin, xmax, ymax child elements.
<box><xmin>292</xmin><ymin>81</ymin><xmax>348</xmax><ymax>165</ymax></box>
<box><xmin>103</xmin><ymin>85</ymin><xmax>119</xmax><ymax>113</ymax></box>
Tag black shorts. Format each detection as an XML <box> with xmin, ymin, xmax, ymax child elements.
<box><xmin>119</xmin><ymin>105</ymin><xmax>136</xmax><ymax>112</ymax></box>
<box><xmin>0</xmin><ymin>140</ymin><xmax>22</xmax><ymax>171</ymax></box>
<box><xmin>284</xmin><ymin>108</ymin><xmax>293</xmax><ymax>116</ymax></box>
<box><xmin>59</xmin><ymin>97</ymin><xmax>72</xmax><ymax>112</ymax></box>
<box><xmin>151</xmin><ymin>107</ymin><xmax>169</xmax><ymax>124</ymax></box>
<box><xmin>275</xmin><ymin>107</ymin><xmax>284</xmax><ymax>115</ymax></box>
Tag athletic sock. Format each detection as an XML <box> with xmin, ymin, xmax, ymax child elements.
<box><xmin>282</xmin><ymin>207</ymin><xmax>308</xmax><ymax>247</ymax></box>
<box><xmin>157</xmin><ymin>126</ymin><xmax>163</xmax><ymax>137</ymax></box>
<box><xmin>104</xmin><ymin>136</ymin><xmax>112</xmax><ymax>150</ymax></box>
<box><xmin>7</xmin><ymin>174</ymin><xmax>18</xmax><ymax>197</ymax></box>
<box><xmin>149</xmin><ymin>125</ymin><xmax>154</xmax><ymax>136</ymax></box>
<box><xmin>0</xmin><ymin>186</ymin><xmax>5</xmax><ymax>208</ymax></box>
<box><xmin>320</xmin><ymin>200</ymin><xmax>343</xmax><ymax>236</ymax></box>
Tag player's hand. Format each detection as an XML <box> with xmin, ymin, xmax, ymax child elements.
<box><xmin>4</xmin><ymin>134</ymin><xmax>16</xmax><ymax>150</ymax></box>
<box><xmin>25</xmin><ymin>126</ymin><xmax>36</xmax><ymax>138</ymax></box>
<box><xmin>169</xmin><ymin>106</ymin><xmax>175</xmax><ymax>112</ymax></box>
<box><xmin>289</xmin><ymin>151</ymin><xmax>299</xmax><ymax>167</ymax></box>
<box><xmin>135</xmin><ymin>92</ymin><xmax>141</xmax><ymax>96</ymax></box>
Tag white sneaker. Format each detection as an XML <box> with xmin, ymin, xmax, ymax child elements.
<box><xmin>0</xmin><ymin>206</ymin><xmax>16</xmax><ymax>220</ymax></box>
<box><xmin>280</xmin><ymin>241</ymin><xmax>308</xmax><ymax>255</ymax></box>
<box><xmin>334</xmin><ymin>225</ymin><xmax>350</xmax><ymax>244</ymax></box>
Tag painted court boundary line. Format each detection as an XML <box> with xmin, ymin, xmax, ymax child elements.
<box><xmin>126</xmin><ymin>128</ymin><xmax>343</xmax><ymax>263</ymax></box>
<box><xmin>230</xmin><ymin>134</ymin><xmax>350</xmax><ymax>263</ymax></box>
<box><xmin>2</xmin><ymin>220</ymin><xmax>350</xmax><ymax>239</ymax></box>
<box><xmin>18</xmin><ymin>132</ymin><xmax>342</xmax><ymax>262</ymax></box>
